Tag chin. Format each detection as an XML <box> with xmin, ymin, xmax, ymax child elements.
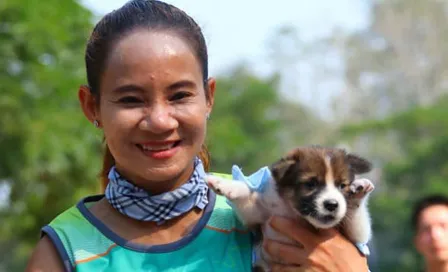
<box><xmin>114</xmin><ymin>161</ymin><xmax>184</xmax><ymax>187</ymax></box>
<box><xmin>304</xmin><ymin>214</ymin><xmax>344</xmax><ymax>229</ymax></box>
<box><xmin>141</xmin><ymin>164</ymin><xmax>186</xmax><ymax>180</ymax></box>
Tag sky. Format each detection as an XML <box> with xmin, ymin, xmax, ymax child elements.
<box><xmin>81</xmin><ymin>0</ymin><xmax>369</xmax><ymax>77</ymax></box>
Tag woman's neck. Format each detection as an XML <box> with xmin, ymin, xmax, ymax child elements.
<box><xmin>91</xmin><ymin>198</ymin><xmax>204</xmax><ymax>245</ymax></box>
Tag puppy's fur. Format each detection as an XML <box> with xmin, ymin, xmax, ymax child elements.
<box><xmin>206</xmin><ymin>146</ymin><xmax>374</xmax><ymax>271</ymax></box>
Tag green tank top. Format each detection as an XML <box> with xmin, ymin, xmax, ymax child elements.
<box><xmin>42</xmin><ymin>187</ymin><xmax>253</xmax><ymax>271</ymax></box>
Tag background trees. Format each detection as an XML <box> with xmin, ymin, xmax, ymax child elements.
<box><xmin>2</xmin><ymin>0</ymin><xmax>448</xmax><ymax>271</ymax></box>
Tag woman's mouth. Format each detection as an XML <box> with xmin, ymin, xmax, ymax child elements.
<box><xmin>137</xmin><ymin>141</ymin><xmax>181</xmax><ymax>159</ymax></box>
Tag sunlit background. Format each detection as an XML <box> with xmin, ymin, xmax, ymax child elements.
<box><xmin>2</xmin><ymin>0</ymin><xmax>448</xmax><ymax>271</ymax></box>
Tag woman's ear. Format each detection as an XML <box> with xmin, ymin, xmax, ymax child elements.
<box><xmin>78</xmin><ymin>85</ymin><xmax>100</xmax><ymax>125</ymax></box>
<box><xmin>206</xmin><ymin>78</ymin><xmax>216</xmax><ymax>113</ymax></box>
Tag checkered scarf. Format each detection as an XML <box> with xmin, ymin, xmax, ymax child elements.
<box><xmin>105</xmin><ymin>157</ymin><xmax>209</xmax><ymax>224</ymax></box>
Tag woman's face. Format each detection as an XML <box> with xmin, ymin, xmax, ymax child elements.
<box><xmin>80</xmin><ymin>30</ymin><xmax>215</xmax><ymax>193</ymax></box>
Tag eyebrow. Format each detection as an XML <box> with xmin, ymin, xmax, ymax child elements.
<box><xmin>112</xmin><ymin>79</ymin><xmax>198</xmax><ymax>95</ymax></box>
<box><xmin>167</xmin><ymin>80</ymin><xmax>197</xmax><ymax>91</ymax></box>
<box><xmin>112</xmin><ymin>84</ymin><xmax>145</xmax><ymax>94</ymax></box>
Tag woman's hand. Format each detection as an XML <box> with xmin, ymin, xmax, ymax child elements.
<box><xmin>263</xmin><ymin>216</ymin><xmax>369</xmax><ymax>272</ymax></box>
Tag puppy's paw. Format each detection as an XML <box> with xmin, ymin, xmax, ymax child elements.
<box><xmin>205</xmin><ymin>176</ymin><xmax>251</xmax><ymax>200</ymax></box>
<box><xmin>205</xmin><ymin>176</ymin><xmax>223</xmax><ymax>195</ymax></box>
<box><xmin>349</xmin><ymin>178</ymin><xmax>374</xmax><ymax>200</ymax></box>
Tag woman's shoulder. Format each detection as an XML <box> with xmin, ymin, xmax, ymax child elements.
<box><xmin>26</xmin><ymin>194</ymin><xmax>101</xmax><ymax>272</ymax></box>
<box><xmin>37</xmin><ymin>194</ymin><xmax>107</xmax><ymax>271</ymax></box>
<box><xmin>26</xmin><ymin>235</ymin><xmax>67</xmax><ymax>272</ymax></box>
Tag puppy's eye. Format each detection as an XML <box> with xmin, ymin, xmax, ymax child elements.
<box><xmin>338</xmin><ymin>183</ymin><xmax>347</xmax><ymax>190</ymax></box>
<box><xmin>304</xmin><ymin>177</ymin><xmax>318</xmax><ymax>190</ymax></box>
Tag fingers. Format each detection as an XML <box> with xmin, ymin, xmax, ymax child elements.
<box><xmin>266</xmin><ymin>216</ymin><xmax>368</xmax><ymax>272</ymax></box>
<box><xmin>269</xmin><ymin>216</ymin><xmax>337</xmax><ymax>248</ymax></box>
<box><xmin>268</xmin><ymin>216</ymin><xmax>317</xmax><ymax>247</ymax></box>
<box><xmin>264</xmin><ymin>239</ymin><xmax>308</xmax><ymax>266</ymax></box>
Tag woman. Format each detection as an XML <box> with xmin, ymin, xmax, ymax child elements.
<box><xmin>26</xmin><ymin>0</ymin><xmax>370</xmax><ymax>271</ymax></box>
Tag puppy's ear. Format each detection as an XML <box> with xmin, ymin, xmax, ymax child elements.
<box><xmin>270</xmin><ymin>158</ymin><xmax>296</xmax><ymax>181</ymax></box>
<box><xmin>346</xmin><ymin>153</ymin><xmax>372</xmax><ymax>174</ymax></box>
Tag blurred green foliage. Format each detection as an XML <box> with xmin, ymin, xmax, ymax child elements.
<box><xmin>0</xmin><ymin>1</ymin><xmax>312</xmax><ymax>270</ymax></box>
<box><xmin>340</xmin><ymin>96</ymin><xmax>448</xmax><ymax>271</ymax></box>
<box><xmin>1</xmin><ymin>0</ymin><xmax>448</xmax><ymax>271</ymax></box>
<box><xmin>0</xmin><ymin>0</ymin><xmax>100</xmax><ymax>270</ymax></box>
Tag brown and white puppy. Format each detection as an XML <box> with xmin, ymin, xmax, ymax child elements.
<box><xmin>206</xmin><ymin>146</ymin><xmax>374</xmax><ymax>270</ymax></box>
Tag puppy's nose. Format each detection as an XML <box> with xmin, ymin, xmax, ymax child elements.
<box><xmin>324</xmin><ymin>200</ymin><xmax>339</xmax><ymax>212</ymax></box>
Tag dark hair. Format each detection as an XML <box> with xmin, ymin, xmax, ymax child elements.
<box><xmin>411</xmin><ymin>194</ymin><xmax>448</xmax><ymax>231</ymax></box>
<box><xmin>84</xmin><ymin>0</ymin><xmax>211</xmax><ymax>190</ymax></box>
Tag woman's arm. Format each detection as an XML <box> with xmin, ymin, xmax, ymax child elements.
<box><xmin>25</xmin><ymin>236</ymin><xmax>66</xmax><ymax>272</ymax></box>
<box><xmin>263</xmin><ymin>216</ymin><xmax>369</xmax><ymax>272</ymax></box>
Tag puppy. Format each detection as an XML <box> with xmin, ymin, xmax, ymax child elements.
<box><xmin>206</xmin><ymin>146</ymin><xmax>374</xmax><ymax>271</ymax></box>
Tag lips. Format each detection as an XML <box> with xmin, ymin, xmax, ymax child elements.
<box><xmin>139</xmin><ymin>142</ymin><xmax>177</xmax><ymax>151</ymax></box>
<box><xmin>136</xmin><ymin>140</ymin><xmax>181</xmax><ymax>159</ymax></box>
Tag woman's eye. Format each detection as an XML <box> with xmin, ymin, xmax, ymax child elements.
<box><xmin>117</xmin><ymin>96</ymin><xmax>143</xmax><ymax>104</ymax></box>
<box><xmin>170</xmin><ymin>91</ymin><xmax>191</xmax><ymax>101</ymax></box>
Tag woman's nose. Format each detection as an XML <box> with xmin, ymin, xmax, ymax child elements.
<box><xmin>139</xmin><ymin>105</ymin><xmax>178</xmax><ymax>133</ymax></box>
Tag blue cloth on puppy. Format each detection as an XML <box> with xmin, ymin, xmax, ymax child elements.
<box><xmin>231</xmin><ymin>165</ymin><xmax>271</xmax><ymax>193</ymax></box>
<box><xmin>224</xmin><ymin>165</ymin><xmax>271</xmax><ymax>209</ymax></box>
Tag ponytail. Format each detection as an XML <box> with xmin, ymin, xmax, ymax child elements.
<box><xmin>100</xmin><ymin>144</ymin><xmax>115</xmax><ymax>192</ymax></box>
<box><xmin>198</xmin><ymin>144</ymin><xmax>210</xmax><ymax>172</ymax></box>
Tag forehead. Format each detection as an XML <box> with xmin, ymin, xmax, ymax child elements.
<box><xmin>419</xmin><ymin>205</ymin><xmax>448</xmax><ymax>226</ymax></box>
<box><xmin>101</xmin><ymin>30</ymin><xmax>202</xmax><ymax>89</ymax></box>
<box><xmin>296</xmin><ymin>149</ymin><xmax>349</xmax><ymax>177</ymax></box>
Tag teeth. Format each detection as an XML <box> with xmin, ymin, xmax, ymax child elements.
<box><xmin>140</xmin><ymin>143</ymin><xmax>175</xmax><ymax>151</ymax></box>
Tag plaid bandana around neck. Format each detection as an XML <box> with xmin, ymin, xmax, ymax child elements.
<box><xmin>105</xmin><ymin>157</ymin><xmax>209</xmax><ymax>224</ymax></box>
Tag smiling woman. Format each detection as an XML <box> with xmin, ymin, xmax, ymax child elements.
<box><xmin>25</xmin><ymin>1</ymin><xmax>252</xmax><ymax>271</ymax></box>
<box><xmin>25</xmin><ymin>0</ymin><xmax>370</xmax><ymax>271</ymax></box>
<box><xmin>89</xmin><ymin>29</ymin><xmax>213</xmax><ymax>194</ymax></box>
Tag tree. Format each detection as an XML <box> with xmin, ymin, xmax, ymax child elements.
<box><xmin>208</xmin><ymin>62</ymin><xmax>327</xmax><ymax>174</ymax></box>
<box><xmin>296</xmin><ymin>1</ymin><xmax>448</xmax><ymax>270</ymax></box>
<box><xmin>0</xmin><ymin>0</ymin><xmax>97</xmax><ymax>270</ymax></box>
<box><xmin>340</xmin><ymin>95</ymin><xmax>448</xmax><ymax>271</ymax></box>
<box><xmin>207</xmin><ymin>65</ymin><xmax>284</xmax><ymax>173</ymax></box>
<box><xmin>331</xmin><ymin>0</ymin><xmax>448</xmax><ymax>121</ymax></box>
